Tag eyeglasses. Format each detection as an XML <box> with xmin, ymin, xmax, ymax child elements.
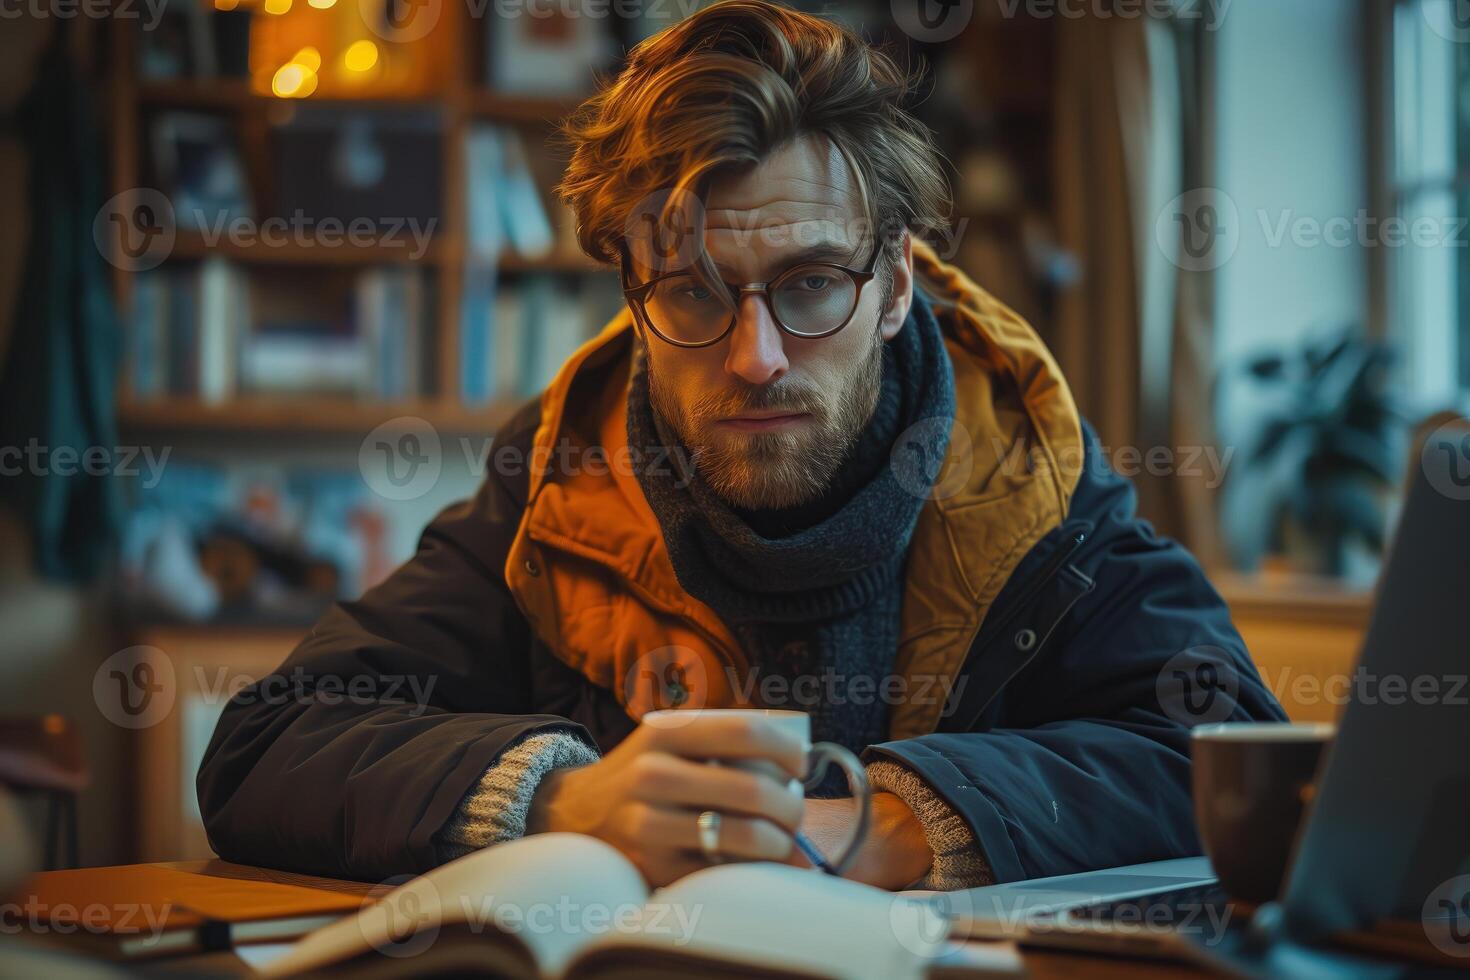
<box><xmin>620</xmin><ymin>243</ymin><xmax>881</xmax><ymax>349</ymax></box>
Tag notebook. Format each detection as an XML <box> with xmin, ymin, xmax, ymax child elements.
<box><xmin>255</xmin><ymin>833</ymin><xmax>1022</xmax><ymax>979</ymax></box>
<box><xmin>11</xmin><ymin>863</ymin><xmax>366</xmax><ymax>958</ymax></box>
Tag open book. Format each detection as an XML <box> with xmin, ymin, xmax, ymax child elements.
<box><xmin>256</xmin><ymin>834</ymin><xmax>1020</xmax><ymax>979</ymax></box>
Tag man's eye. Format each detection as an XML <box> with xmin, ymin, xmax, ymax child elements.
<box><xmin>797</xmin><ymin>274</ymin><xmax>833</xmax><ymax>291</ymax></box>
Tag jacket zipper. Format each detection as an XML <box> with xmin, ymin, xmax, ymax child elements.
<box><xmin>944</xmin><ymin>525</ymin><xmax>1090</xmax><ymax>729</ymax></box>
<box><xmin>982</xmin><ymin>526</ymin><xmax>1089</xmax><ymax>648</ymax></box>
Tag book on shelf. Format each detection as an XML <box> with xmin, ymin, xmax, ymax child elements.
<box><xmin>498</xmin><ymin>129</ymin><xmax>555</xmax><ymax>259</ymax></box>
<box><xmin>493</xmin><ymin>282</ymin><xmax>528</xmax><ymax>400</ymax></box>
<box><xmin>242</xmin><ymin>266</ymin><xmax>425</xmax><ymax>399</ymax></box>
<box><xmin>464</xmin><ymin>126</ymin><xmax>506</xmax><ymax>261</ymax></box>
<box><xmin>461</xmin><ymin>120</ymin><xmax>587</xmax><ymax>407</ymax></box>
<box><xmin>129</xmin><ymin>263</ymin><xmax>426</xmax><ymax>403</ymax></box>
<box><xmin>459</xmin><ymin>274</ymin><xmax>605</xmax><ymax>407</ymax></box>
<box><xmin>197</xmin><ymin>256</ymin><xmax>246</xmax><ymax>404</ymax></box>
<box><xmin>129</xmin><ymin>261</ymin><xmax>246</xmax><ymax>403</ymax></box>
<box><xmin>128</xmin><ymin>272</ymin><xmax>167</xmax><ymax>399</ymax></box>
<box><xmin>463</xmin><ymin>123</ymin><xmax>555</xmax><ymax>262</ymax></box>
<box><xmin>459</xmin><ymin>267</ymin><xmax>499</xmax><ymax>406</ymax></box>
<box><xmin>522</xmin><ymin>274</ymin><xmax>590</xmax><ymax>394</ymax></box>
<box><xmin>355</xmin><ymin>267</ymin><xmax>426</xmax><ymax>401</ymax></box>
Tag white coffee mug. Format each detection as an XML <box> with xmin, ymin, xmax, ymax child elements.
<box><xmin>642</xmin><ymin>707</ymin><xmax>872</xmax><ymax>873</ymax></box>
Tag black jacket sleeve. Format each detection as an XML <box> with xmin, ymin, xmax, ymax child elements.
<box><xmin>195</xmin><ymin>407</ymin><xmax>591</xmax><ymax>881</ymax></box>
<box><xmin>865</xmin><ymin>422</ymin><xmax>1288</xmax><ymax>882</ymax></box>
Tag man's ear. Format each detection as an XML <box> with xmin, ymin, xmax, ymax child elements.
<box><xmin>878</xmin><ymin>230</ymin><xmax>914</xmax><ymax>342</ymax></box>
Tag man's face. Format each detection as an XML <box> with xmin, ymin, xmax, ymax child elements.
<box><xmin>631</xmin><ymin>134</ymin><xmax>914</xmax><ymax>511</ymax></box>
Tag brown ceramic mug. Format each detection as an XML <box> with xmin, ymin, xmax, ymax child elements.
<box><xmin>1191</xmin><ymin>721</ymin><xmax>1335</xmax><ymax>904</ymax></box>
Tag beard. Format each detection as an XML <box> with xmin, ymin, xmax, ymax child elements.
<box><xmin>647</xmin><ymin>326</ymin><xmax>885</xmax><ymax>511</ymax></box>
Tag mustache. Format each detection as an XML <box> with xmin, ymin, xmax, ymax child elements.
<box><xmin>687</xmin><ymin>377</ymin><xmax>826</xmax><ymax>422</ymax></box>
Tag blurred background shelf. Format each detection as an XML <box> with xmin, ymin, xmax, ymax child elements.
<box><xmin>464</xmin><ymin>89</ymin><xmax>587</xmax><ymax>125</ymax></box>
<box><xmin>138</xmin><ymin>79</ymin><xmax>584</xmax><ymax>124</ymax></box>
<box><xmin>117</xmin><ymin>396</ymin><xmax>522</xmax><ymax>434</ymax></box>
<box><xmin>169</xmin><ymin>231</ymin><xmax>445</xmax><ymax>266</ymax></box>
<box><xmin>168</xmin><ymin>231</ymin><xmax>603</xmax><ymax>272</ymax></box>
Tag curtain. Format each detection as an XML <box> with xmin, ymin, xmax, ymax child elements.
<box><xmin>0</xmin><ymin>18</ymin><xmax>51</xmax><ymax>376</ymax></box>
<box><xmin>0</xmin><ymin>24</ymin><xmax>123</xmax><ymax>582</ymax></box>
<box><xmin>1050</xmin><ymin>9</ymin><xmax>1223</xmax><ymax>567</ymax></box>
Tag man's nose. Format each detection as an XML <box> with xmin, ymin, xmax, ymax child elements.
<box><xmin>723</xmin><ymin>293</ymin><xmax>789</xmax><ymax>386</ymax></box>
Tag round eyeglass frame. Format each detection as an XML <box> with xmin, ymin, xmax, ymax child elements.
<box><xmin>619</xmin><ymin>242</ymin><xmax>882</xmax><ymax>349</ymax></box>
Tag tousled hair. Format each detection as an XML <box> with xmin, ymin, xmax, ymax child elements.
<box><xmin>555</xmin><ymin>0</ymin><xmax>952</xmax><ymax>299</ymax></box>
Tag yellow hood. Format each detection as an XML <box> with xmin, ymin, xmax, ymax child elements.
<box><xmin>502</xmin><ymin>239</ymin><xmax>1083</xmax><ymax>738</ymax></box>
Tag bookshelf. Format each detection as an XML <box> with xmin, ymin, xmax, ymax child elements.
<box><xmin>102</xmin><ymin>13</ymin><xmax>631</xmax><ymax>862</ymax></box>
<box><xmin>137</xmin><ymin>78</ymin><xmax>585</xmax><ymax>125</ymax></box>
<box><xmin>105</xmin><ymin>7</ymin><xmax>619</xmax><ymax>437</ymax></box>
<box><xmin>115</xmin><ymin>394</ymin><xmax>525</xmax><ymax>435</ymax></box>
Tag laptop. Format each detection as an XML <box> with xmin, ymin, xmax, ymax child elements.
<box><xmin>920</xmin><ymin>417</ymin><xmax>1470</xmax><ymax>971</ymax></box>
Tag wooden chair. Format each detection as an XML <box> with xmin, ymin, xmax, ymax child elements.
<box><xmin>0</xmin><ymin>715</ymin><xmax>87</xmax><ymax>869</ymax></box>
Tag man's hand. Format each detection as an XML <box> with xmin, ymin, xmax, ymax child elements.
<box><xmin>791</xmin><ymin>792</ymin><xmax>933</xmax><ymax>890</ymax></box>
<box><xmin>525</xmin><ymin>715</ymin><xmax>807</xmax><ymax>886</ymax></box>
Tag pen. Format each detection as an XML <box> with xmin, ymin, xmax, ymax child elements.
<box><xmin>793</xmin><ymin>830</ymin><xmax>840</xmax><ymax>876</ymax></box>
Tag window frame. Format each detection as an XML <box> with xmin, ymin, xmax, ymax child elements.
<box><xmin>1383</xmin><ymin>0</ymin><xmax>1470</xmax><ymax>408</ymax></box>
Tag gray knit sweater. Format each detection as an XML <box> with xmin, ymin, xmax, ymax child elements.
<box><xmin>436</xmin><ymin>730</ymin><xmax>992</xmax><ymax>889</ymax></box>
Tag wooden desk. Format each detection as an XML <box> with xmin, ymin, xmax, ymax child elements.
<box><xmin>135</xmin><ymin>946</ymin><xmax>1210</xmax><ymax>979</ymax></box>
<box><xmin>11</xmin><ymin>860</ymin><xmax>1215</xmax><ymax>978</ymax></box>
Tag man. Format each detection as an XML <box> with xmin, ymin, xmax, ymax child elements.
<box><xmin>198</xmin><ymin>0</ymin><xmax>1284</xmax><ymax>890</ymax></box>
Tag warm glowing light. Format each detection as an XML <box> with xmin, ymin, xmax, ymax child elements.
<box><xmin>214</xmin><ymin>0</ymin><xmax>239</xmax><ymax>9</ymax></box>
<box><xmin>343</xmin><ymin>40</ymin><xmax>379</xmax><ymax>73</ymax></box>
<box><xmin>297</xmin><ymin>71</ymin><xmax>319</xmax><ymax>98</ymax></box>
<box><xmin>293</xmin><ymin>46</ymin><xmax>322</xmax><ymax>73</ymax></box>
<box><xmin>308</xmin><ymin>0</ymin><xmax>337</xmax><ymax>8</ymax></box>
<box><xmin>263</xmin><ymin>0</ymin><xmax>291</xmax><ymax>13</ymax></box>
<box><xmin>272</xmin><ymin>64</ymin><xmax>307</xmax><ymax>98</ymax></box>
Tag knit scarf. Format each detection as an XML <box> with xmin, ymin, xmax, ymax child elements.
<box><xmin>627</xmin><ymin>290</ymin><xmax>956</xmax><ymax>761</ymax></box>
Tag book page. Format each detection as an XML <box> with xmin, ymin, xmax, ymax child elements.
<box><xmin>570</xmin><ymin>862</ymin><xmax>956</xmax><ymax>980</ymax></box>
<box><xmin>258</xmin><ymin>834</ymin><xmax>647</xmax><ymax>978</ymax></box>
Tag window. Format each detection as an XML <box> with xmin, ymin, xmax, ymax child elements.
<box><xmin>1390</xmin><ymin>0</ymin><xmax>1470</xmax><ymax>405</ymax></box>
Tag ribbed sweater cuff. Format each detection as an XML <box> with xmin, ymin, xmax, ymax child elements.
<box><xmin>433</xmin><ymin>731</ymin><xmax>601</xmax><ymax>864</ymax></box>
<box><xmin>866</xmin><ymin>759</ymin><xmax>995</xmax><ymax>891</ymax></box>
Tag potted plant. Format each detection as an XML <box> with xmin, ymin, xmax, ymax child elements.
<box><xmin>1221</xmin><ymin>328</ymin><xmax>1406</xmax><ymax>581</ymax></box>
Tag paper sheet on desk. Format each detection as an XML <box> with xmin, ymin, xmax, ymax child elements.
<box><xmin>925</xmin><ymin>940</ymin><xmax>1025</xmax><ymax>977</ymax></box>
<box><xmin>235</xmin><ymin>943</ymin><xmax>298</xmax><ymax>971</ymax></box>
